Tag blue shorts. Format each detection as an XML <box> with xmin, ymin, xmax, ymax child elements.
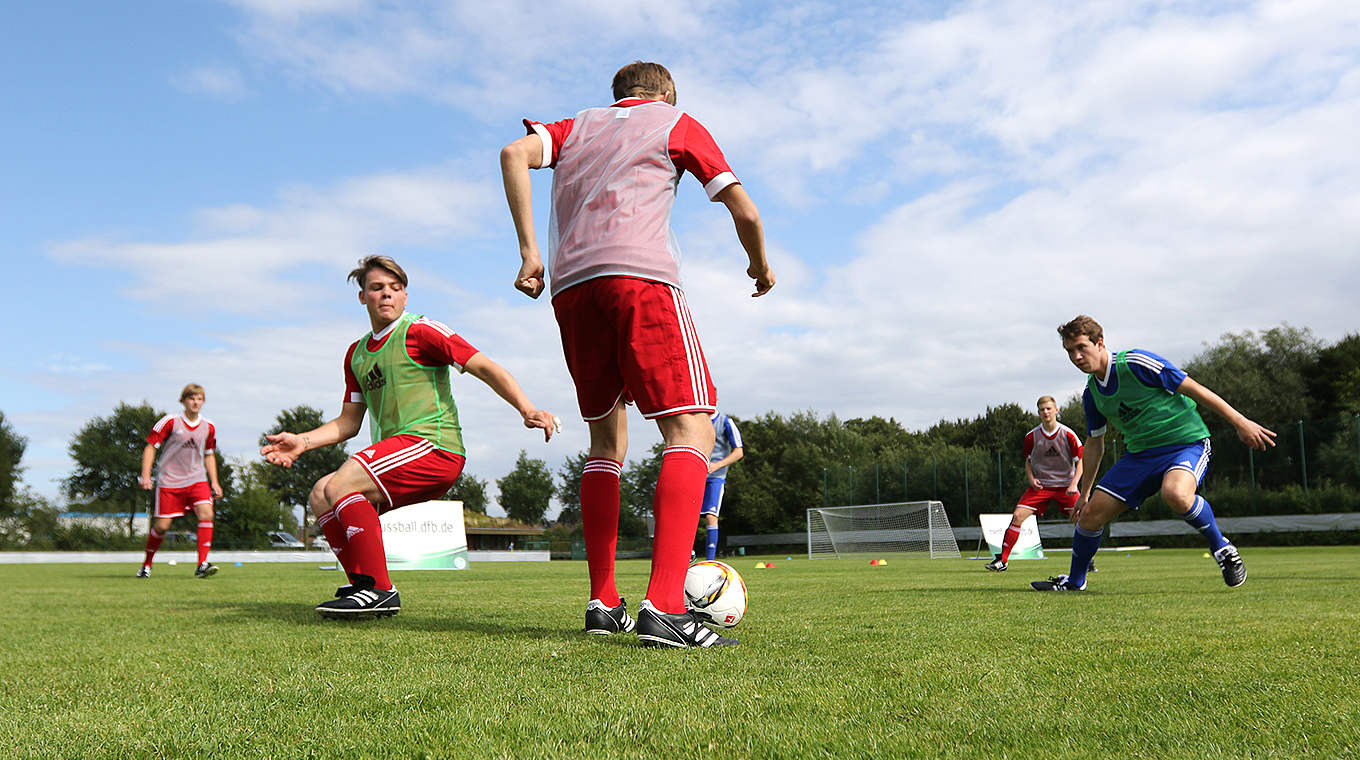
<box><xmin>1095</xmin><ymin>439</ymin><xmax>1212</xmax><ymax>509</ymax></box>
<box><xmin>700</xmin><ymin>477</ymin><xmax>726</xmax><ymax>516</ymax></box>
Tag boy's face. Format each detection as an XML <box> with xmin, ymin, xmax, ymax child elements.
<box><xmin>359</xmin><ymin>268</ymin><xmax>408</xmax><ymax>327</ymax></box>
<box><xmin>1037</xmin><ymin>401</ymin><xmax>1058</xmax><ymax>423</ymax></box>
<box><xmin>182</xmin><ymin>394</ymin><xmax>205</xmax><ymax>415</ymax></box>
<box><xmin>1063</xmin><ymin>334</ymin><xmax>1105</xmax><ymax>374</ymax></box>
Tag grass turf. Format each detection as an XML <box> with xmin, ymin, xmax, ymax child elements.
<box><xmin>2</xmin><ymin>546</ymin><xmax>1357</xmax><ymax>759</ymax></box>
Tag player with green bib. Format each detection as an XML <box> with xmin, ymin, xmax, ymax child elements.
<box><xmin>261</xmin><ymin>256</ymin><xmax>560</xmax><ymax>618</ymax></box>
<box><xmin>1032</xmin><ymin>315</ymin><xmax>1276</xmax><ymax>592</ymax></box>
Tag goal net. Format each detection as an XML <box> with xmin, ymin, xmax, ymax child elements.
<box><xmin>807</xmin><ymin>501</ymin><xmax>960</xmax><ymax>559</ymax></box>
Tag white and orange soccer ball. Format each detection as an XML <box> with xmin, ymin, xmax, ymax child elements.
<box><xmin>684</xmin><ymin>560</ymin><xmax>747</xmax><ymax>628</ymax></box>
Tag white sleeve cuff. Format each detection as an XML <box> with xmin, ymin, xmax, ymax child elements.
<box><xmin>529</xmin><ymin>123</ymin><xmax>553</xmax><ymax>168</ymax></box>
<box><xmin>1090</xmin><ymin>424</ymin><xmax>1107</xmax><ymax>438</ymax></box>
<box><xmin>348</xmin><ymin>392</ymin><xmax>364</xmax><ymax>403</ymax></box>
<box><xmin>703</xmin><ymin>172</ymin><xmax>737</xmax><ymax>200</ymax></box>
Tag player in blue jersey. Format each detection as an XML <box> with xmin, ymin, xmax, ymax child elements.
<box><xmin>1032</xmin><ymin>315</ymin><xmax>1276</xmax><ymax>592</ymax></box>
<box><xmin>700</xmin><ymin>411</ymin><xmax>744</xmax><ymax>561</ymax></box>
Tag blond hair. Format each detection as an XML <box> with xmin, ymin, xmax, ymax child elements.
<box><xmin>180</xmin><ymin>383</ymin><xmax>205</xmax><ymax>401</ymax></box>
<box><xmin>347</xmin><ymin>255</ymin><xmax>408</xmax><ymax>289</ymax></box>
<box><xmin>1036</xmin><ymin>395</ymin><xmax>1056</xmax><ymax>408</ymax></box>
<box><xmin>612</xmin><ymin>61</ymin><xmax>676</xmax><ymax>104</ymax></box>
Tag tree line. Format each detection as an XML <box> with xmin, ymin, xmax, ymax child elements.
<box><xmin>1</xmin><ymin>324</ymin><xmax>1357</xmax><ymax>548</ymax></box>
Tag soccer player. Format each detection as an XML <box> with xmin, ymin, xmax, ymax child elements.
<box><xmin>500</xmin><ymin>61</ymin><xmax>775</xmax><ymax>647</ymax></box>
<box><xmin>985</xmin><ymin>396</ymin><xmax>1085</xmax><ymax>573</ymax></box>
<box><xmin>137</xmin><ymin>384</ymin><xmax>223</xmax><ymax>579</ymax></box>
<box><xmin>1031</xmin><ymin>315</ymin><xmax>1276</xmax><ymax>591</ymax></box>
<box><xmin>701</xmin><ymin>410</ymin><xmax>744</xmax><ymax>561</ymax></box>
<box><xmin>260</xmin><ymin>255</ymin><xmax>559</xmax><ymax>618</ymax></box>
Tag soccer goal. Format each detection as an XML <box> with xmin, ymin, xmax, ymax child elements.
<box><xmin>807</xmin><ymin>501</ymin><xmax>961</xmax><ymax>559</ymax></box>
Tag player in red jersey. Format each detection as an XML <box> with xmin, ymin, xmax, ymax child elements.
<box><xmin>500</xmin><ymin>61</ymin><xmax>775</xmax><ymax>648</ymax></box>
<box><xmin>137</xmin><ymin>384</ymin><xmax>223</xmax><ymax>578</ymax></box>
<box><xmin>985</xmin><ymin>396</ymin><xmax>1086</xmax><ymax>573</ymax></box>
<box><xmin>260</xmin><ymin>255</ymin><xmax>559</xmax><ymax>618</ymax></box>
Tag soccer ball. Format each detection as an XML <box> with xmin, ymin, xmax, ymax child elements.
<box><xmin>684</xmin><ymin>560</ymin><xmax>747</xmax><ymax>628</ymax></box>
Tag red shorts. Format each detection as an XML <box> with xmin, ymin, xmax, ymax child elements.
<box><xmin>154</xmin><ymin>482</ymin><xmax>213</xmax><ymax>518</ymax></box>
<box><xmin>552</xmin><ymin>277</ymin><xmax>717</xmax><ymax>421</ymax></box>
<box><xmin>351</xmin><ymin>434</ymin><xmax>466</xmax><ymax>513</ymax></box>
<box><xmin>1017</xmin><ymin>486</ymin><xmax>1080</xmax><ymax>516</ymax></box>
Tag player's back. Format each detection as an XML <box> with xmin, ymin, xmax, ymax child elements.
<box><xmin>549</xmin><ymin>101</ymin><xmax>686</xmax><ymax>294</ymax></box>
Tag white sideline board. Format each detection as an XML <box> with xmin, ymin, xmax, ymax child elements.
<box><xmin>344</xmin><ymin>499</ymin><xmax>470</xmax><ymax>570</ymax></box>
<box><xmin>978</xmin><ymin>513</ymin><xmax>1043</xmax><ymax>560</ymax></box>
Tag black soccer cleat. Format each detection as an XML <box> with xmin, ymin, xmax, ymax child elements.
<box><xmin>635</xmin><ymin>600</ymin><xmax>737</xmax><ymax>648</ymax></box>
<box><xmin>585</xmin><ymin>597</ymin><xmax>635</xmax><ymax>635</ymax></box>
<box><xmin>1214</xmin><ymin>545</ymin><xmax>1246</xmax><ymax>587</ymax></box>
<box><xmin>316</xmin><ymin>586</ymin><xmax>401</xmax><ymax>618</ymax></box>
<box><xmin>194</xmin><ymin>562</ymin><xmax>218</xmax><ymax>578</ymax></box>
<box><xmin>984</xmin><ymin>557</ymin><xmax>1008</xmax><ymax>572</ymax></box>
<box><xmin>1087</xmin><ymin>559</ymin><xmax>1098</xmax><ymax>573</ymax></box>
<box><xmin>1030</xmin><ymin>574</ymin><xmax>1086</xmax><ymax>592</ymax></box>
<box><xmin>136</xmin><ymin>566</ymin><xmax>151</xmax><ymax>579</ymax></box>
<box><xmin>334</xmin><ymin>584</ymin><xmax>357</xmax><ymax>598</ymax></box>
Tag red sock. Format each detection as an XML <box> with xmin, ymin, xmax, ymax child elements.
<box><xmin>580</xmin><ymin>458</ymin><xmax>623</xmax><ymax>607</ymax></box>
<box><xmin>317</xmin><ymin>507</ymin><xmax>360</xmax><ymax>580</ymax></box>
<box><xmin>143</xmin><ymin>528</ymin><xmax>165</xmax><ymax>567</ymax></box>
<box><xmin>645</xmin><ymin>446</ymin><xmax>707</xmax><ymax>614</ymax></box>
<box><xmin>1000</xmin><ymin>522</ymin><xmax>1022</xmax><ymax>563</ymax></box>
<box><xmin>334</xmin><ymin>493</ymin><xmax>390</xmax><ymax>590</ymax></box>
<box><xmin>196</xmin><ymin>520</ymin><xmax>213</xmax><ymax>565</ymax></box>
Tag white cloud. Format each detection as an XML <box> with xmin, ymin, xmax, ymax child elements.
<box><xmin>172</xmin><ymin>66</ymin><xmax>249</xmax><ymax>99</ymax></box>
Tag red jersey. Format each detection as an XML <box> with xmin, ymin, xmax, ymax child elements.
<box><xmin>525</xmin><ymin>98</ymin><xmax>738</xmax><ymax>296</ymax></box>
<box><xmin>342</xmin><ymin>314</ymin><xmax>480</xmax><ymax>404</ymax></box>
<box><xmin>146</xmin><ymin>414</ymin><xmax>216</xmax><ymax>488</ymax></box>
<box><xmin>1023</xmin><ymin>423</ymin><xmax>1083</xmax><ymax>488</ymax></box>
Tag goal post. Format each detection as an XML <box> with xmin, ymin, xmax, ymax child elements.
<box><xmin>806</xmin><ymin>501</ymin><xmax>961</xmax><ymax>559</ymax></box>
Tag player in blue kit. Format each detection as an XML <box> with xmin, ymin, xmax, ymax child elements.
<box><xmin>700</xmin><ymin>411</ymin><xmax>744</xmax><ymax>560</ymax></box>
<box><xmin>1032</xmin><ymin>315</ymin><xmax>1277</xmax><ymax>592</ymax></box>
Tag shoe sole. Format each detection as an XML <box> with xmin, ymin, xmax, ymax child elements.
<box><xmin>585</xmin><ymin>625</ymin><xmax>634</xmax><ymax>635</ymax></box>
<box><xmin>637</xmin><ymin>634</ymin><xmax>687</xmax><ymax>648</ymax></box>
<box><xmin>316</xmin><ymin>607</ymin><xmax>401</xmax><ymax>619</ymax></box>
<box><xmin>985</xmin><ymin>565</ymin><xmax>1006</xmax><ymax>572</ymax></box>
<box><xmin>195</xmin><ymin>569</ymin><xmax>218</xmax><ymax>578</ymax></box>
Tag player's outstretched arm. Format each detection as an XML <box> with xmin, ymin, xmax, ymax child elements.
<box><xmin>1177</xmin><ymin>376</ymin><xmax>1277</xmax><ymax>451</ymax></box>
<box><xmin>715</xmin><ymin>184</ymin><xmax>774</xmax><ymax>297</ymax></box>
<box><xmin>260</xmin><ymin>403</ymin><xmax>366</xmax><ymax>467</ymax></box>
<box><xmin>500</xmin><ymin>134</ymin><xmax>546</xmax><ymax>299</ymax></box>
<box><xmin>464</xmin><ymin>353</ymin><xmax>560</xmax><ymax>442</ymax></box>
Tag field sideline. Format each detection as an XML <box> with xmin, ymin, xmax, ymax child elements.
<box><xmin>3</xmin><ymin>547</ymin><xmax>1356</xmax><ymax>759</ymax></box>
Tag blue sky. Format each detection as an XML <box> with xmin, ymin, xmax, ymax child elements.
<box><xmin>4</xmin><ymin>1</ymin><xmax>1358</xmax><ymax>515</ymax></box>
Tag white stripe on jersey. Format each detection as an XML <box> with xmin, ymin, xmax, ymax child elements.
<box><xmin>414</xmin><ymin>317</ymin><xmax>454</xmax><ymax>336</ymax></box>
<box><xmin>368</xmin><ymin>440</ymin><xmax>437</xmax><ymax>475</ymax></box>
<box><xmin>670</xmin><ymin>288</ymin><xmax>710</xmax><ymax>408</ymax></box>
<box><xmin>1125</xmin><ymin>352</ymin><xmax>1166</xmax><ymax>373</ymax></box>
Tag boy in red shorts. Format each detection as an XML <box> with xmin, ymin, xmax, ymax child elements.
<box><xmin>500</xmin><ymin>61</ymin><xmax>775</xmax><ymax>647</ymax></box>
<box><xmin>138</xmin><ymin>383</ymin><xmax>223</xmax><ymax>578</ymax></box>
<box><xmin>260</xmin><ymin>255</ymin><xmax>559</xmax><ymax>618</ymax></box>
<box><xmin>985</xmin><ymin>395</ymin><xmax>1086</xmax><ymax>573</ymax></box>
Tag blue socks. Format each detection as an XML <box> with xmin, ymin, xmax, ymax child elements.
<box><xmin>1183</xmin><ymin>495</ymin><xmax>1229</xmax><ymax>552</ymax></box>
<box><xmin>705</xmin><ymin>526</ymin><xmax>719</xmax><ymax>560</ymax></box>
<box><xmin>1068</xmin><ymin>526</ymin><xmax>1103</xmax><ymax>587</ymax></box>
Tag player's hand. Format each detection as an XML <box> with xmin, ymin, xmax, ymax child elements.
<box><xmin>1235</xmin><ymin>419</ymin><xmax>1277</xmax><ymax>451</ymax></box>
<box><xmin>747</xmin><ymin>263</ymin><xmax>775</xmax><ymax>297</ymax></box>
<box><xmin>515</xmin><ymin>256</ymin><xmax>545</xmax><ymax>299</ymax></box>
<box><xmin>1070</xmin><ymin>494</ymin><xmax>1088</xmax><ymax>524</ymax></box>
<box><xmin>261</xmin><ymin>432</ymin><xmax>304</xmax><ymax>468</ymax></box>
<box><xmin>211</xmin><ymin>483</ymin><xmax>224</xmax><ymax>499</ymax></box>
<box><xmin>1066</xmin><ymin>484</ymin><xmax>1079</xmax><ymax>495</ymax></box>
<box><xmin>522</xmin><ymin>410</ymin><xmax>561</xmax><ymax>442</ymax></box>
<box><xmin>138</xmin><ymin>475</ymin><xmax>152</xmax><ymax>491</ymax></box>
<box><xmin>708</xmin><ymin>461</ymin><xmax>720</xmax><ymax>475</ymax></box>
<box><xmin>1029</xmin><ymin>477</ymin><xmax>1042</xmax><ymax>490</ymax></box>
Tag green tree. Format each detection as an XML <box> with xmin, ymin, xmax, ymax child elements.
<box><xmin>258</xmin><ymin>405</ymin><xmax>349</xmax><ymax>537</ymax></box>
<box><xmin>215</xmin><ymin>459</ymin><xmax>294</xmax><ymax>548</ymax></box>
<box><xmin>0</xmin><ymin>411</ymin><xmax>28</xmax><ymax>516</ymax></box>
<box><xmin>63</xmin><ymin>401</ymin><xmax>164</xmax><ymax>536</ymax></box>
<box><xmin>1305</xmin><ymin>333</ymin><xmax>1360</xmax><ymax>418</ymax></box>
<box><xmin>1183</xmin><ymin>324</ymin><xmax>1319</xmax><ymax>432</ymax></box>
<box><xmin>554</xmin><ymin>450</ymin><xmax>591</xmax><ymax>526</ymax></box>
<box><xmin>618</xmin><ymin>445</ymin><xmax>662</xmax><ymax>537</ymax></box>
<box><xmin>497</xmin><ymin>450</ymin><xmax>554</xmax><ymax>525</ymax></box>
<box><xmin>446</xmin><ymin>472</ymin><xmax>489</xmax><ymax>514</ymax></box>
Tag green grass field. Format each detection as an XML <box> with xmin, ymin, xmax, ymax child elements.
<box><xmin>3</xmin><ymin>547</ymin><xmax>1357</xmax><ymax>759</ymax></box>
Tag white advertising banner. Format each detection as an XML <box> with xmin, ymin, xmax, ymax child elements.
<box><xmin>378</xmin><ymin>499</ymin><xmax>469</xmax><ymax>570</ymax></box>
<box><xmin>978</xmin><ymin>513</ymin><xmax>1044</xmax><ymax>559</ymax></box>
